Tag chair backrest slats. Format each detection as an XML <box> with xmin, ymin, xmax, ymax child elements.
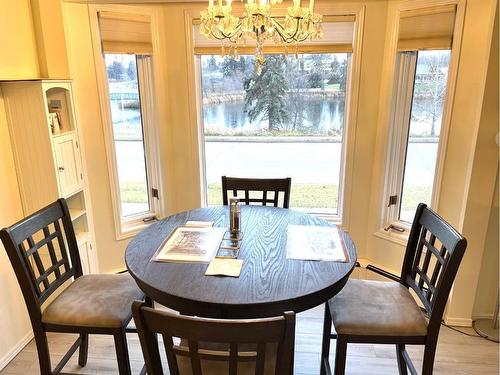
<box><xmin>0</xmin><ymin>199</ymin><xmax>83</xmax><ymax>315</ymax></box>
<box><xmin>229</xmin><ymin>343</ymin><xmax>238</xmax><ymax>375</ymax></box>
<box><xmin>255</xmin><ymin>342</ymin><xmax>266</xmax><ymax>375</ymax></box>
<box><xmin>189</xmin><ymin>340</ymin><xmax>203</xmax><ymax>375</ymax></box>
<box><xmin>164</xmin><ymin>335</ymin><xmax>180</xmax><ymax>375</ymax></box>
<box><xmin>132</xmin><ymin>301</ymin><xmax>295</xmax><ymax>375</ymax></box>
<box><xmin>222</xmin><ymin>176</ymin><xmax>292</xmax><ymax>208</ymax></box>
<box><xmin>400</xmin><ymin>203</ymin><xmax>467</xmax><ymax>337</ymax></box>
<box><xmin>42</xmin><ymin>226</ymin><xmax>62</xmax><ymax>279</ymax></box>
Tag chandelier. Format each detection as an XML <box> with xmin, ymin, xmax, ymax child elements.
<box><xmin>199</xmin><ymin>0</ymin><xmax>323</xmax><ymax>70</ymax></box>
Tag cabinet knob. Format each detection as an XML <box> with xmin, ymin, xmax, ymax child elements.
<box><xmin>58</xmin><ymin>166</ymin><xmax>65</xmax><ymax>171</ymax></box>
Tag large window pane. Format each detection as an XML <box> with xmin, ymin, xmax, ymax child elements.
<box><xmin>399</xmin><ymin>50</ymin><xmax>450</xmax><ymax>222</ymax></box>
<box><xmin>105</xmin><ymin>54</ymin><xmax>150</xmax><ymax>218</ymax></box>
<box><xmin>201</xmin><ymin>53</ymin><xmax>349</xmax><ymax>214</ymax></box>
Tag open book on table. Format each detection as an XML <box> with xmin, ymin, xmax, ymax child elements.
<box><xmin>286</xmin><ymin>225</ymin><xmax>349</xmax><ymax>262</ymax></box>
<box><xmin>152</xmin><ymin>226</ymin><xmax>226</xmax><ymax>263</ymax></box>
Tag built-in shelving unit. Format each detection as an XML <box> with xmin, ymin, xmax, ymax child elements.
<box><xmin>1</xmin><ymin>80</ymin><xmax>98</xmax><ymax>274</ymax></box>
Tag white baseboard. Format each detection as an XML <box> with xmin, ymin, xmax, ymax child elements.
<box><xmin>0</xmin><ymin>331</ymin><xmax>33</xmax><ymax>371</ymax></box>
<box><xmin>472</xmin><ymin>313</ymin><xmax>496</xmax><ymax>320</ymax></box>
<box><xmin>444</xmin><ymin>316</ymin><xmax>473</xmax><ymax>327</ymax></box>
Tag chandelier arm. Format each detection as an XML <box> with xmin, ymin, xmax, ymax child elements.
<box><xmin>271</xmin><ymin>17</ymin><xmax>302</xmax><ymax>42</ymax></box>
<box><xmin>274</xmin><ymin>18</ymin><xmax>310</xmax><ymax>44</ymax></box>
<box><xmin>210</xmin><ymin>23</ymin><xmax>243</xmax><ymax>40</ymax></box>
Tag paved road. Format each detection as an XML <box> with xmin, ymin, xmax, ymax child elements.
<box><xmin>114</xmin><ymin>140</ymin><xmax>438</xmax><ymax>186</ymax></box>
<box><xmin>205</xmin><ymin>141</ymin><xmax>341</xmax><ymax>184</ymax></box>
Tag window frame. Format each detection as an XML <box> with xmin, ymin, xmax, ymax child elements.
<box><xmin>89</xmin><ymin>5</ymin><xmax>162</xmax><ymax>240</ymax></box>
<box><xmin>195</xmin><ymin>52</ymin><xmax>353</xmax><ymax>221</ymax></box>
<box><xmin>186</xmin><ymin>6</ymin><xmax>365</xmax><ymax>230</ymax></box>
<box><xmin>381</xmin><ymin>49</ymin><xmax>453</xmax><ymax>236</ymax></box>
<box><xmin>105</xmin><ymin>54</ymin><xmax>162</xmax><ymax>237</ymax></box>
<box><xmin>373</xmin><ymin>0</ymin><xmax>465</xmax><ymax>246</ymax></box>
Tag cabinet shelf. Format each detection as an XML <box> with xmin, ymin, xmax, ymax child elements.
<box><xmin>69</xmin><ymin>208</ymin><xmax>86</xmax><ymax>221</ymax></box>
<box><xmin>52</xmin><ymin>130</ymin><xmax>76</xmax><ymax>139</ymax></box>
<box><xmin>75</xmin><ymin>230</ymin><xmax>90</xmax><ymax>242</ymax></box>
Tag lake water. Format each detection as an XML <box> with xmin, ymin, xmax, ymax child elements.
<box><xmin>203</xmin><ymin>97</ymin><xmax>442</xmax><ymax>136</ymax></box>
<box><xmin>203</xmin><ymin>97</ymin><xmax>346</xmax><ymax>135</ymax></box>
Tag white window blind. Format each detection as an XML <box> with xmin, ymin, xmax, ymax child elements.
<box><xmin>192</xmin><ymin>15</ymin><xmax>355</xmax><ymax>54</ymax></box>
<box><xmin>98</xmin><ymin>11</ymin><xmax>153</xmax><ymax>55</ymax></box>
<box><xmin>398</xmin><ymin>5</ymin><xmax>456</xmax><ymax>51</ymax></box>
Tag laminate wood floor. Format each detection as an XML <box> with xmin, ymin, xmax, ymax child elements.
<box><xmin>1</xmin><ymin>304</ymin><xmax>498</xmax><ymax>374</ymax></box>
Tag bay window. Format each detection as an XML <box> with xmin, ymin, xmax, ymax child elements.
<box><xmin>384</xmin><ymin>49</ymin><xmax>451</xmax><ymax>229</ymax></box>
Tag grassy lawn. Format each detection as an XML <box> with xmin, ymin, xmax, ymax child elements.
<box><xmin>208</xmin><ymin>183</ymin><xmax>338</xmax><ymax>208</ymax></box>
<box><xmin>121</xmin><ymin>181</ymin><xmax>431</xmax><ymax>214</ymax></box>
<box><xmin>401</xmin><ymin>185</ymin><xmax>433</xmax><ymax>212</ymax></box>
<box><xmin>324</xmin><ymin>83</ymin><xmax>341</xmax><ymax>91</ymax></box>
<box><xmin>120</xmin><ymin>181</ymin><xmax>148</xmax><ymax>203</ymax></box>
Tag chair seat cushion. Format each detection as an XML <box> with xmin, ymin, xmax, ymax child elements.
<box><xmin>42</xmin><ymin>273</ymin><xmax>144</xmax><ymax>328</ymax></box>
<box><xmin>329</xmin><ymin>279</ymin><xmax>428</xmax><ymax>337</ymax></box>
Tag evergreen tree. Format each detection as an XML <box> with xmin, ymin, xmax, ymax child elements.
<box><xmin>208</xmin><ymin>56</ymin><xmax>218</xmax><ymax>71</ymax></box>
<box><xmin>107</xmin><ymin>60</ymin><xmax>125</xmax><ymax>81</ymax></box>
<box><xmin>328</xmin><ymin>56</ymin><xmax>341</xmax><ymax>84</ymax></box>
<box><xmin>286</xmin><ymin>57</ymin><xmax>307</xmax><ymax>131</ymax></box>
<box><xmin>127</xmin><ymin>61</ymin><xmax>137</xmax><ymax>81</ymax></box>
<box><xmin>338</xmin><ymin>59</ymin><xmax>347</xmax><ymax>91</ymax></box>
<box><xmin>244</xmin><ymin>56</ymin><xmax>289</xmax><ymax>131</ymax></box>
<box><xmin>308</xmin><ymin>72</ymin><xmax>324</xmax><ymax>88</ymax></box>
<box><xmin>221</xmin><ymin>56</ymin><xmax>248</xmax><ymax>78</ymax></box>
<box><xmin>308</xmin><ymin>54</ymin><xmax>325</xmax><ymax>89</ymax></box>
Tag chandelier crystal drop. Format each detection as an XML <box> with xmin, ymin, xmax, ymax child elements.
<box><xmin>199</xmin><ymin>0</ymin><xmax>323</xmax><ymax>71</ymax></box>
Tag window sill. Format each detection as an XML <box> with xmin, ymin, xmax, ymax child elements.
<box><xmin>116</xmin><ymin>221</ymin><xmax>153</xmax><ymax>241</ymax></box>
<box><xmin>314</xmin><ymin>214</ymin><xmax>341</xmax><ymax>225</ymax></box>
<box><xmin>286</xmin><ymin>207</ymin><xmax>342</xmax><ymax>226</ymax></box>
<box><xmin>373</xmin><ymin>228</ymin><xmax>409</xmax><ymax>247</ymax></box>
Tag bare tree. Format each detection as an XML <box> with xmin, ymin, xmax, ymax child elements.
<box><xmin>412</xmin><ymin>52</ymin><xmax>450</xmax><ymax>136</ymax></box>
<box><xmin>285</xmin><ymin>57</ymin><xmax>307</xmax><ymax>131</ymax></box>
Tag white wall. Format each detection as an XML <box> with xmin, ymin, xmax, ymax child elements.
<box><xmin>474</xmin><ymin>173</ymin><xmax>499</xmax><ymax>318</ymax></box>
<box><xmin>0</xmin><ymin>1</ymin><xmax>39</xmax><ymax>367</ymax></box>
<box><xmin>0</xmin><ymin>94</ymin><xmax>33</xmax><ymax>368</ymax></box>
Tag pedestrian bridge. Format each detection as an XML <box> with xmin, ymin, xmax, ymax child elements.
<box><xmin>109</xmin><ymin>92</ymin><xmax>139</xmax><ymax>100</ymax></box>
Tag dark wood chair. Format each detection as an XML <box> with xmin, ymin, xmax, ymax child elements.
<box><xmin>320</xmin><ymin>203</ymin><xmax>467</xmax><ymax>375</ymax></box>
<box><xmin>0</xmin><ymin>198</ymin><xmax>146</xmax><ymax>375</ymax></box>
<box><xmin>221</xmin><ymin>176</ymin><xmax>292</xmax><ymax>208</ymax></box>
<box><xmin>132</xmin><ymin>300</ymin><xmax>296</xmax><ymax>375</ymax></box>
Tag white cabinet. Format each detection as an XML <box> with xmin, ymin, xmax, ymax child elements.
<box><xmin>1</xmin><ymin>80</ymin><xmax>98</xmax><ymax>274</ymax></box>
<box><xmin>53</xmin><ymin>132</ymin><xmax>84</xmax><ymax>197</ymax></box>
<box><xmin>78</xmin><ymin>237</ymin><xmax>96</xmax><ymax>275</ymax></box>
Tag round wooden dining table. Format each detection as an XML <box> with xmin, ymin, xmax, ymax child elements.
<box><xmin>125</xmin><ymin>205</ymin><xmax>357</xmax><ymax>319</ymax></box>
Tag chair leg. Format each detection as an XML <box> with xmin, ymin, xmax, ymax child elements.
<box><xmin>145</xmin><ymin>295</ymin><xmax>154</xmax><ymax>308</ymax></box>
<box><xmin>421</xmin><ymin>343</ymin><xmax>437</xmax><ymax>375</ymax></box>
<box><xmin>34</xmin><ymin>331</ymin><xmax>52</xmax><ymax>375</ymax></box>
<box><xmin>320</xmin><ymin>303</ymin><xmax>333</xmax><ymax>375</ymax></box>
<box><xmin>396</xmin><ymin>344</ymin><xmax>408</xmax><ymax>375</ymax></box>
<box><xmin>114</xmin><ymin>328</ymin><xmax>132</xmax><ymax>375</ymax></box>
<box><xmin>78</xmin><ymin>333</ymin><xmax>89</xmax><ymax>367</ymax></box>
<box><xmin>334</xmin><ymin>335</ymin><xmax>348</xmax><ymax>375</ymax></box>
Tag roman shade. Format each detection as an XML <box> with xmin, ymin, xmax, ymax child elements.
<box><xmin>98</xmin><ymin>11</ymin><xmax>153</xmax><ymax>55</ymax></box>
<box><xmin>398</xmin><ymin>5</ymin><xmax>456</xmax><ymax>51</ymax></box>
<box><xmin>192</xmin><ymin>15</ymin><xmax>355</xmax><ymax>54</ymax></box>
